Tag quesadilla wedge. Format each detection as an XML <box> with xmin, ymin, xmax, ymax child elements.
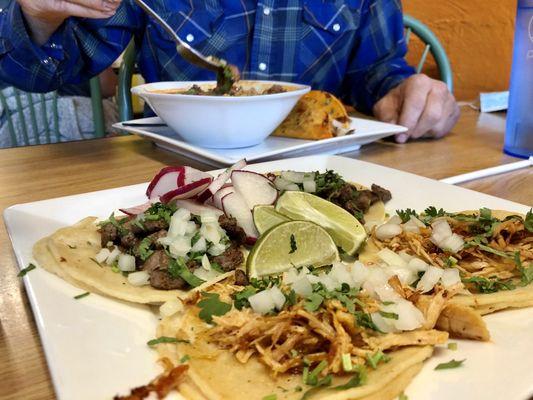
<box><xmin>361</xmin><ymin>207</ymin><xmax>533</xmax><ymax>316</ymax></box>
<box><xmin>272</xmin><ymin>91</ymin><xmax>351</xmax><ymax>140</ymax></box>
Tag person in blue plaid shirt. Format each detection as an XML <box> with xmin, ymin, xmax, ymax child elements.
<box><xmin>1</xmin><ymin>0</ymin><xmax>459</xmax><ymax>142</ymax></box>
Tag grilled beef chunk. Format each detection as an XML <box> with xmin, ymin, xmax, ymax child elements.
<box><xmin>234</xmin><ymin>269</ymin><xmax>249</xmax><ymax>286</ymax></box>
<box><xmin>143</xmin><ymin>218</ymin><xmax>169</xmax><ymax>232</ymax></box>
<box><xmin>120</xmin><ymin>231</ymin><xmax>139</xmax><ymax>249</ymax></box>
<box><xmin>121</xmin><ymin>218</ymin><xmax>143</xmax><ymax>235</ymax></box>
<box><xmin>212</xmin><ymin>246</ymin><xmax>244</xmax><ymax>272</ymax></box>
<box><xmin>146</xmin><ymin>230</ymin><xmax>167</xmax><ymax>249</ymax></box>
<box><xmin>99</xmin><ymin>223</ymin><xmax>118</xmax><ymax>247</ymax></box>
<box><xmin>218</xmin><ymin>215</ymin><xmax>247</xmax><ymax>245</ymax></box>
<box><xmin>142</xmin><ymin>250</ymin><xmax>169</xmax><ymax>273</ymax></box>
<box><xmin>371</xmin><ymin>184</ymin><xmax>392</xmax><ymax>203</ymax></box>
<box><xmin>150</xmin><ymin>270</ymin><xmax>188</xmax><ymax>290</ymax></box>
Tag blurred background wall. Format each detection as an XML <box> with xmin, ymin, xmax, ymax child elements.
<box><xmin>403</xmin><ymin>0</ymin><xmax>516</xmax><ymax>101</ymax></box>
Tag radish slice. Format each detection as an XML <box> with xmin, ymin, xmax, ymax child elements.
<box><xmin>197</xmin><ymin>159</ymin><xmax>247</xmax><ymax>202</ymax></box>
<box><xmin>146</xmin><ymin>166</ymin><xmax>184</xmax><ymax>200</ymax></box>
<box><xmin>160</xmin><ymin>178</ymin><xmax>212</xmax><ymax>203</ymax></box>
<box><xmin>181</xmin><ymin>166</ymin><xmax>213</xmax><ymax>185</ymax></box>
<box><xmin>222</xmin><ymin>192</ymin><xmax>259</xmax><ymax>242</ymax></box>
<box><xmin>119</xmin><ymin>201</ymin><xmax>152</xmax><ymax>216</ymax></box>
<box><xmin>213</xmin><ymin>186</ymin><xmax>235</xmax><ymax>210</ymax></box>
<box><xmin>173</xmin><ymin>199</ymin><xmax>224</xmax><ymax>217</ymax></box>
<box><xmin>231</xmin><ymin>170</ymin><xmax>278</xmax><ymax>209</ymax></box>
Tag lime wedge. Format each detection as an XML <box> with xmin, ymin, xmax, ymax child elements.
<box><xmin>275</xmin><ymin>191</ymin><xmax>367</xmax><ymax>254</ymax></box>
<box><xmin>247</xmin><ymin>220</ymin><xmax>339</xmax><ymax>278</ymax></box>
<box><xmin>253</xmin><ymin>205</ymin><xmax>290</xmax><ymax>234</ymax></box>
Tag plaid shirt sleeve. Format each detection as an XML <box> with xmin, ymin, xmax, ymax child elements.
<box><xmin>341</xmin><ymin>0</ymin><xmax>415</xmax><ymax>113</ymax></box>
<box><xmin>0</xmin><ymin>1</ymin><xmax>140</xmax><ymax>92</ymax></box>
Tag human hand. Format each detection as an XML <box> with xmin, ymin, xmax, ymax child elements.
<box><xmin>17</xmin><ymin>0</ymin><xmax>122</xmax><ymax>44</ymax></box>
<box><xmin>373</xmin><ymin>74</ymin><xmax>460</xmax><ymax>143</ymax></box>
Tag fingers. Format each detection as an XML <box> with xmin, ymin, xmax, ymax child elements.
<box><xmin>373</xmin><ymin>88</ymin><xmax>401</xmax><ymax>124</ymax></box>
<box><xmin>58</xmin><ymin>0</ymin><xmax>120</xmax><ymax>19</ymax></box>
<box><xmin>397</xmin><ymin>75</ymin><xmax>433</xmax><ymax>139</ymax></box>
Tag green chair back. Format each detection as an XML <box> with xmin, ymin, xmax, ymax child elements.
<box><xmin>0</xmin><ymin>76</ymin><xmax>105</xmax><ymax>147</ymax></box>
<box><xmin>118</xmin><ymin>40</ymin><xmax>137</xmax><ymax>122</ymax></box>
<box><xmin>403</xmin><ymin>14</ymin><xmax>454</xmax><ymax>92</ymax></box>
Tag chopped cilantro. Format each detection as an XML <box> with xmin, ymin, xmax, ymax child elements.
<box><xmin>515</xmin><ymin>252</ymin><xmax>533</xmax><ymax>286</ymax></box>
<box><xmin>145</xmin><ymin>202</ymin><xmax>176</xmax><ymax>224</ymax></box>
<box><xmin>262</xmin><ymin>395</ymin><xmax>277</xmax><ymax>400</ymax></box>
<box><xmin>434</xmin><ymin>359</ymin><xmax>465</xmax><ymax>370</ymax></box>
<box><xmin>398</xmin><ymin>393</ymin><xmax>409</xmax><ymax>400</ymax></box>
<box><xmin>180</xmin><ymin>354</ymin><xmax>190</xmax><ymax>363</ymax></box>
<box><xmin>285</xmin><ymin>289</ymin><xmax>297</xmax><ymax>306</ymax></box>
<box><xmin>306</xmin><ymin>360</ymin><xmax>328</xmax><ymax>386</ymax></box>
<box><xmin>233</xmin><ymin>286</ymin><xmax>257</xmax><ymax>310</ymax></box>
<box><xmin>210</xmin><ymin>262</ymin><xmax>224</xmax><ymax>273</ymax></box>
<box><xmin>107</xmin><ymin>212</ymin><xmax>128</xmax><ymax>235</ymax></box>
<box><xmin>289</xmin><ymin>234</ymin><xmax>297</xmax><ymax>254</ymax></box>
<box><xmin>191</xmin><ymin>231</ymin><xmax>201</xmax><ymax>246</ymax></box>
<box><xmin>147</xmin><ymin>336</ymin><xmax>189</xmax><ymax>347</ymax></box>
<box><xmin>379</xmin><ymin>311</ymin><xmax>399</xmax><ymax>320</ymax></box>
<box><xmin>341</xmin><ymin>353</ymin><xmax>352</xmax><ymax>372</ymax></box>
<box><xmin>381</xmin><ymin>301</ymin><xmax>396</xmax><ymax>305</ymax></box>
<box><xmin>17</xmin><ymin>263</ymin><xmax>36</xmax><ymax>277</ymax></box>
<box><xmin>444</xmin><ymin>256</ymin><xmax>458</xmax><ymax>268</ymax></box>
<box><xmin>168</xmin><ymin>258</ymin><xmax>205</xmax><ymax>287</ymax></box>
<box><xmin>111</xmin><ymin>263</ymin><xmax>120</xmax><ymax>273</ymax></box>
<box><xmin>475</xmin><ymin>243</ymin><xmax>512</xmax><ymax>258</ymax></box>
<box><xmin>250</xmin><ymin>276</ymin><xmax>281</xmax><ymax>290</ymax></box>
<box><xmin>304</xmin><ymin>293</ymin><xmax>324</xmax><ymax>312</ymax></box>
<box><xmin>355</xmin><ymin>311</ymin><xmax>383</xmax><ymax>333</ymax></box>
<box><xmin>462</xmin><ymin>276</ymin><xmax>515</xmax><ymax>293</ymax></box>
<box><xmin>137</xmin><ymin>237</ymin><xmax>154</xmax><ymax>261</ymax></box>
<box><xmin>332</xmin><ymin>366</ymin><xmax>367</xmax><ymax>390</ymax></box>
<box><xmin>424</xmin><ymin>206</ymin><xmax>446</xmax><ymax>218</ymax></box>
<box><xmin>366</xmin><ymin>350</ymin><xmax>391</xmax><ymax>369</ymax></box>
<box><xmin>314</xmin><ymin>170</ymin><xmax>345</xmax><ymax>196</ymax></box>
<box><xmin>396</xmin><ymin>208</ymin><xmax>418</xmax><ymax>223</ymax></box>
<box><xmin>525</xmin><ymin>209</ymin><xmax>533</xmax><ymax>232</ymax></box>
<box><xmin>301</xmin><ymin>375</ymin><xmax>332</xmax><ymax>400</ymax></box>
<box><xmin>447</xmin><ymin>342</ymin><xmax>458</xmax><ymax>351</ymax></box>
<box><xmin>197</xmin><ymin>292</ymin><xmax>232</xmax><ymax>323</ymax></box>
<box><xmin>74</xmin><ymin>292</ymin><xmax>90</xmax><ymax>300</ymax></box>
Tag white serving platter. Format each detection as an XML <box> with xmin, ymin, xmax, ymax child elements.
<box><xmin>4</xmin><ymin>155</ymin><xmax>533</xmax><ymax>400</ymax></box>
<box><xmin>113</xmin><ymin>117</ymin><xmax>407</xmax><ymax>167</ymax></box>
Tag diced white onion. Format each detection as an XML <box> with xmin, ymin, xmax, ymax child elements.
<box><xmin>408</xmin><ymin>257</ymin><xmax>428</xmax><ymax>272</ymax></box>
<box><xmin>402</xmin><ymin>217</ymin><xmax>421</xmax><ymax>233</ymax></box>
<box><xmin>370</xmin><ymin>311</ymin><xmax>398</xmax><ymax>333</ymax></box>
<box><xmin>441</xmin><ymin>268</ymin><xmax>461</xmax><ymax>288</ymax></box>
<box><xmin>364</xmin><ymin>220</ymin><xmax>381</xmax><ymax>233</ymax></box>
<box><xmin>281</xmin><ymin>171</ymin><xmax>306</xmax><ymax>183</ymax></box>
<box><xmin>303</xmin><ymin>180</ymin><xmax>317</xmax><ymax>193</ymax></box>
<box><xmin>378</xmin><ymin>248</ymin><xmax>407</xmax><ymax>267</ymax></box>
<box><xmin>303</xmin><ymin>172</ymin><xmax>316</xmax><ymax>181</ymax></box>
<box><xmin>387</xmin><ymin>215</ymin><xmax>403</xmax><ymax>225</ymax></box>
<box><xmin>389</xmin><ymin>299</ymin><xmax>425</xmax><ymax>331</ymax></box>
<box><xmin>388</xmin><ymin>266</ymin><xmax>418</xmax><ymax>285</ymax></box>
<box><xmin>193</xmin><ymin>267</ymin><xmax>220</xmax><ymax>281</ymax></box>
<box><xmin>285</xmin><ymin>183</ymin><xmax>300</xmax><ymax>192</ymax></box>
<box><xmin>201</xmin><ymin>254</ymin><xmax>211</xmax><ymax>270</ymax></box>
<box><xmin>200</xmin><ymin>212</ymin><xmax>218</xmax><ymax>224</ymax></box>
<box><xmin>375</xmin><ymin>223</ymin><xmax>403</xmax><ymax>240</ymax></box>
<box><xmin>168</xmin><ymin>219</ymin><xmax>187</xmax><ymax>237</ymax></box>
<box><xmin>127</xmin><ymin>270</ymin><xmax>150</xmax><ymax>286</ymax></box>
<box><xmin>350</xmin><ymin>262</ymin><xmax>370</xmax><ymax>288</ymax></box>
<box><xmin>159</xmin><ymin>299</ymin><xmax>183</xmax><ymax>317</ymax></box>
<box><xmin>169</xmin><ymin>236</ymin><xmax>192</xmax><ymax>258</ymax></box>
<box><xmin>208</xmin><ymin>242</ymin><xmax>227</xmax><ymax>256</ymax></box>
<box><xmin>416</xmin><ymin>265</ymin><xmax>443</xmax><ymax>293</ymax></box>
<box><xmin>200</xmin><ymin>223</ymin><xmax>221</xmax><ymax>244</ymax></box>
<box><xmin>283</xmin><ymin>267</ymin><xmax>301</xmax><ymax>285</ymax></box>
<box><xmin>317</xmin><ymin>272</ymin><xmax>337</xmax><ymax>291</ymax></box>
<box><xmin>330</xmin><ymin>262</ymin><xmax>355</xmax><ymax>287</ymax></box>
<box><xmin>430</xmin><ymin>219</ymin><xmax>453</xmax><ymax>245</ymax></box>
<box><xmin>174</xmin><ymin>208</ymin><xmax>191</xmax><ymax>221</ymax></box>
<box><xmin>106</xmin><ymin>246</ymin><xmax>121</xmax><ymax>265</ymax></box>
<box><xmin>398</xmin><ymin>250</ymin><xmax>414</xmax><ymax>263</ymax></box>
<box><xmin>292</xmin><ymin>277</ymin><xmax>313</xmax><ymax>296</ymax></box>
<box><xmin>191</xmin><ymin>236</ymin><xmax>207</xmax><ymax>253</ymax></box>
<box><xmin>441</xmin><ymin>233</ymin><xmax>464</xmax><ymax>254</ymax></box>
<box><xmin>269</xmin><ymin>286</ymin><xmax>286</xmax><ymax>310</ymax></box>
<box><xmin>118</xmin><ymin>253</ymin><xmax>136</xmax><ymax>272</ymax></box>
<box><xmin>274</xmin><ymin>176</ymin><xmax>292</xmax><ymax>191</ymax></box>
<box><xmin>248</xmin><ymin>290</ymin><xmax>277</xmax><ymax>315</ymax></box>
<box><xmin>95</xmin><ymin>248</ymin><xmax>111</xmax><ymax>264</ymax></box>
<box><xmin>185</xmin><ymin>221</ymin><xmax>197</xmax><ymax>235</ymax></box>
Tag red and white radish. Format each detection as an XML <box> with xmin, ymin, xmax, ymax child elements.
<box><xmin>172</xmin><ymin>199</ymin><xmax>224</xmax><ymax>217</ymax></box>
<box><xmin>222</xmin><ymin>191</ymin><xmax>259</xmax><ymax>243</ymax></box>
<box><xmin>197</xmin><ymin>159</ymin><xmax>247</xmax><ymax>202</ymax></box>
<box><xmin>160</xmin><ymin>178</ymin><xmax>212</xmax><ymax>203</ymax></box>
<box><xmin>119</xmin><ymin>201</ymin><xmax>152</xmax><ymax>216</ymax></box>
<box><xmin>231</xmin><ymin>170</ymin><xmax>278</xmax><ymax>209</ymax></box>
<box><xmin>146</xmin><ymin>166</ymin><xmax>213</xmax><ymax>201</ymax></box>
<box><xmin>213</xmin><ymin>185</ymin><xmax>235</xmax><ymax>210</ymax></box>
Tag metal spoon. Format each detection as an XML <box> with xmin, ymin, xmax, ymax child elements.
<box><xmin>133</xmin><ymin>0</ymin><xmax>224</xmax><ymax>73</ymax></box>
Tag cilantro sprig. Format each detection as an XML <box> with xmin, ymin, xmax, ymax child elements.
<box><xmin>434</xmin><ymin>359</ymin><xmax>465</xmax><ymax>370</ymax></box>
<box><xmin>17</xmin><ymin>263</ymin><xmax>36</xmax><ymax>277</ymax></box>
<box><xmin>197</xmin><ymin>292</ymin><xmax>232</xmax><ymax>323</ymax></box>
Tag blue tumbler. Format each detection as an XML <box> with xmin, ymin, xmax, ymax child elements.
<box><xmin>504</xmin><ymin>0</ymin><xmax>533</xmax><ymax>158</ymax></box>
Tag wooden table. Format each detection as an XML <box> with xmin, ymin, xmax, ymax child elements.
<box><xmin>0</xmin><ymin>107</ymin><xmax>531</xmax><ymax>400</ymax></box>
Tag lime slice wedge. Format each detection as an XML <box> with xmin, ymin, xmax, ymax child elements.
<box><xmin>253</xmin><ymin>205</ymin><xmax>290</xmax><ymax>234</ymax></box>
<box><xmin>275</xmin><ymin>191</ymin><xmax>367</xmax><ymax>255</ymax></box>
<box><xmin>247</xmin><ymin>220</ymin><xmax>339</xmax><ymax>278</ymax></box>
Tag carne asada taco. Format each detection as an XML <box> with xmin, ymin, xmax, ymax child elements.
<box><xmin>143</xmin><ymin>256</ymin><xmax>490</xmax><ymax>400</ymax></box>
<box><xmin>360</xmin><ymin>207</ymin><xmax>533</xmax><ymax>315</ymax></box>
<box><xmin>33</xmin><ymin>202</ymin><xmax>247</xmax><ymax>304</ymax></box>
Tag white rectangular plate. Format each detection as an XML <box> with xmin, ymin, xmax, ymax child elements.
<box><xmin>113</xmin><ymin>117</ymin><xmax>407</xmax><ymax>167</ymax></box>
<box><xmin>4</xmin><ymin>155</ymin><xmax>533</xmax><ymax>400</ymax></box>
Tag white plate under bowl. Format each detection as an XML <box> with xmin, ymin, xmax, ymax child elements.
<box><xmin>114</xmin><ymin>117</ymin><xmax>407</xmax><ymax>167</ymax></box>
<box><xmin>4</xmin><ymin>155</ymin><xmax>533</xmax><ymax>400</ymax></box>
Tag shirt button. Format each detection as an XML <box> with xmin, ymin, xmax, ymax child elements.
<box><xmin>332</xmin><ymin>23</ymin><xmax>341</xmax><ymax>32</ymax></box>
<box><xmin>258</xmin><ymin>62</ymin><xmax>267</xmax><ymax>71</ymax></box>
<box><xmin>263</xmin><ymin>7</ymin><xmax>271</xmax><ymax>16</ymax></box>
<box><xmin>186</xmin><ymin>34</ymin><xmax>194</xmax><ymax>42</ymax></box>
